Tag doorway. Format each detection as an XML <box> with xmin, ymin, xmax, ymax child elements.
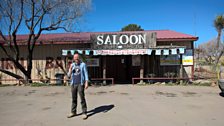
<box><xmin>106</xmin><ymin>56</ymin><xmax>132</xmax><ymax>84</ymax></box>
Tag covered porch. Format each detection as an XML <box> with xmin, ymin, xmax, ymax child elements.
<box><xmin>62</xmin><ymin>46</ymin><xmax>190</xmax><ymax>84</ymax></box>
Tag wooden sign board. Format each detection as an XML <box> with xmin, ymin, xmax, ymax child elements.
<box><xmin>90</xmin><ymin>32</ymin><xmax>156</xmax><ymax>50</ymax></box>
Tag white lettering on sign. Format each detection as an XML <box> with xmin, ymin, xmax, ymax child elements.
<box><xmin>96</xmin><ymin>35</ymin><xmax>104</xmax><ymax>45</ymax></box>
<box><xmin>119</xmin><ymin>35</ymin><xmax>129</xmax><ymax>44</ymax></box>
<box><xmin>138</xmin><ymin>34</ymin><xmax>146</xmax><ymax>44</ymax></box>
<box><xmin>105</xmin><ymin>35</ymin><xmax>112</xmax><ymax>45</ymax></box>
<box><xmin>130</xmin><ymin>35</ymin><xmax>138</xmax><ymax>44</ymax></box>
<box><xmin>96</xmin><ymin>34</ymin><xmax>146</xmax><ymax>45</ymax></box>
<box><xmin>112</xmin><ymin>35</ymin><xmax>119</xmax><ymax>45</ymax></box>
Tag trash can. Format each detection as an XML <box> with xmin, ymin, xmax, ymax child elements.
<box><xmin>55</xmin><ymin>73</ymin><xmax>64</xmax><ymax>85</ymax></box>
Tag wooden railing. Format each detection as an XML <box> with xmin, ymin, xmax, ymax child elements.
<box><xmin>0</xmin><ymin>78</ymin><xmax>115</xmax><ymax>85</ymax></box>
<box><xmin>91</xmin><ymin>78</ymin><xmax>114</xmax><ymax>85</ymax></box>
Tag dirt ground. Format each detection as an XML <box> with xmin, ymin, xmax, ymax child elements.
<box><xmin>0</xmin><ymin>85</ymin><xmax>223</xmax><ymax>126</ymax></box>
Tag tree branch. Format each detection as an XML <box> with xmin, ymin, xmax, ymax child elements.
<box><xmin>5</xmin><ymin>1</ymin><xmax>16</xmax><ymax>54</ymax></box>
<box><xmin>26</xmin><ymin>0</ymin><xmax>35</xmax><ymax>52</ymax></box>
<box><xmin>12</xmin><ymin>0</ymin><xmax>24</xmax><ymax>61</ymax></box>
<box><xmin>0</xmin><ymin>68</ymin><xmax>26</xmax><ymax>84</ymax></box>
<box><xmin>0</xmin><ymin>30</ymin><xmax>8</xmax><ymax>42</ymax></box>
<box><xmin>0</xmin><ymin>43</ymin><xmax>13</xmax><ymax>59</ymax></box>
<box><xmin>56</xmin><ymin>60</ymin><xmax>68</xmax><ymax>78</ymax></box>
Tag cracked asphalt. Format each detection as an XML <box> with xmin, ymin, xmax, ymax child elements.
<box><xmin>0</xmin><ymin>85</ymin><xmax>223</xmax><ymax>126</ymax></box>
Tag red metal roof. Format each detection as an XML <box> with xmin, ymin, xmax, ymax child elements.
<box><xmin>0</xmin><ymin>30</ymin><xmax>198</xmax><ymax>46</ymax></box>
<box><xmin>153</xmin><ymin>30</ymin><xmax>198</xmax><ymax>41</ymax></box>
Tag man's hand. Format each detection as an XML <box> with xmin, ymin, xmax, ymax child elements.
<box><xmin>84</xmin><ymin>81</ymin><xmax>88</xmax><ymax>89</ymax></box>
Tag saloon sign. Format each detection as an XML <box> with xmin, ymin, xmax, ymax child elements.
<box><xmin>96</xmin><ymin>34</ymin><xmax>146</xmax><ymax>45</ymax></box>
<box><xmin>91</xmin><ymin>32</ymin><xmax>156</xmax><ymax>49</ymax></box>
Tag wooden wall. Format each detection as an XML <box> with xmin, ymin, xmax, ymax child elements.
<box><xmin>0</xmin><ymin>43</ymin><xmax>91</xmax><ymax>84</ymax></box>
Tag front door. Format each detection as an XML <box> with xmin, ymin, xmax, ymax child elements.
<box><xmin>106</xmin><ymin>56</ymin><xmax>131</xmax><ymax>84</ymax></box>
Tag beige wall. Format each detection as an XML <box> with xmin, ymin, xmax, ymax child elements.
<box><xmin>0</xmin><ymin>43</ymin><xmax>90</xmax><ymax>84</ymax></box>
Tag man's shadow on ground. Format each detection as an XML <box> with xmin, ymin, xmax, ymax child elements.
<box><xmin>83</xmin><ymin>104</ymin><xmax>115</xmax><ymax>118</ymax></box>
<box><xmin>219</xmin><ymin>92</ymin><xmax>224</xmax><ymax>97</ymax></box>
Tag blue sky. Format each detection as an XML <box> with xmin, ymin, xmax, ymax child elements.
<box><xmin>80</xmin><ymin>0</ymin><xmax>224</xmax><ymax>46</ymax></box>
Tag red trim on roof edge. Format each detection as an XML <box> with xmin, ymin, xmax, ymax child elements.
<box><xmin>0</xmin><ymin>30</ymin><xmax>198</xmax><ymax>46</ymax></box>
<box><xmin>157</xmin><ymin>37</ymin><xmax>198</xmax><ymax>42</ymax></box>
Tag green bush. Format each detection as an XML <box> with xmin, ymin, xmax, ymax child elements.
<box><xmin>30</xmin><ymin>82</ymin><xmax>49</xmax><ymax>87</ymax></box>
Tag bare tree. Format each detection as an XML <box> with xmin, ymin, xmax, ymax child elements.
<box><xmin>0</xmin><ymin>0</ymin><xmax>91</xmax><ymax>83</ymax></box>
<box><xmin>198</xmin><ymin>38</ymin><xmax>223</xmax><ymax>64</ymax></box>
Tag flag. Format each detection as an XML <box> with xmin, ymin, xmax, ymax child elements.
<box><xmin>171</xmin><ymin>49</ymin><xmax>177</xmax><ymax>55</ymax></box>
<box><xmin>179</xmin><ymin>48</ymin><xmax>185</xmax><ymax>54</ymax></box>
<box><xmin>163</xmin><ymin>49</ymin><xmax>169</xmax><ymax>55</ymax></box>
<box><xmin>155</xmin><ymin>49</ymin><xmax>161</xmax><ymax>55</ymax></box>
<box><xmin>62</xmin><ymin>50</ymin><xmax>67</xmax><ymax>56</ymax></box>
<box><xmin>85</xmin><ymin>50</ymin><xmax>90</xmax><ymax>55</ymax></box>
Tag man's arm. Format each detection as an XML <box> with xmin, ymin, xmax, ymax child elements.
<box><xmin>67</xmin><ymin>63</ymin><xmax>73</xmax><ymax>78</ymax></box>
<box><xmin>83</xmin><ymin>63</ymin><xmax>89</xmax><ymax>89</ymax></box>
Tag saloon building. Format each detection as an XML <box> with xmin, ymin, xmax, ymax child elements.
<box><xmin>0</xmin><ymin>30</ymin><xmax>198</xmax><ymax>84</ymax></box>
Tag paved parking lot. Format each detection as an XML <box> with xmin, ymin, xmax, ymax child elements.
<box><xmin>0</xmin><ymin>85</ymin><xmax>223</xmax><ymax>126</ymax></box>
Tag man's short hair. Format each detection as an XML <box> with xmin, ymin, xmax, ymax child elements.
<box><xmin>74</xmin><ymin>52</ymin><xmax>80</xmax><ymax>55</ymax></box>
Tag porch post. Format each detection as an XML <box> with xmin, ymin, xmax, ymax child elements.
<box><xmin>140</xmin><ymin>55</ymin><xmax>144</xmax><ymax>83</ymax></box>
<box><xmin>180</xmin><ymin>54</ymin><xmax>183</xmax><ymax>83</ymax></box>
<box><xmin>180</xmin><ymin>54</ymin><xmax>183</xmax><ymax>78</ymax></box>
<box><xmin>103</xmin><ymin>56</ymin><xmax>106</xmax><ymax>84</ymax></box>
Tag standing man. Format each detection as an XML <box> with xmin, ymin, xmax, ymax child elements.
<box><xmin>67</xmin><ymin>53</ymin><xmax>89</xmax><ymax>120</ymax></box>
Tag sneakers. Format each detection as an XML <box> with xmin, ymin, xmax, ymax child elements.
<box><xmin>82</xmin><ymin>113</ymin><xmax>88</xmax><ymax>120</ymax></box>
<box><xmin>67</xmin><ymin>112</ymin><xmax>76</xmax><ymax>118</ymax></box>
<box><xmin>67</xmin><ymin>112</ymin><xmax>88</xmax><ymax>120</ymax></box>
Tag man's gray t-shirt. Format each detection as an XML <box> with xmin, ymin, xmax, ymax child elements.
<box><xmin>72</xmin><ymin>63</ymin><xmax>81</xmax><ymax>84</ymax></box>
